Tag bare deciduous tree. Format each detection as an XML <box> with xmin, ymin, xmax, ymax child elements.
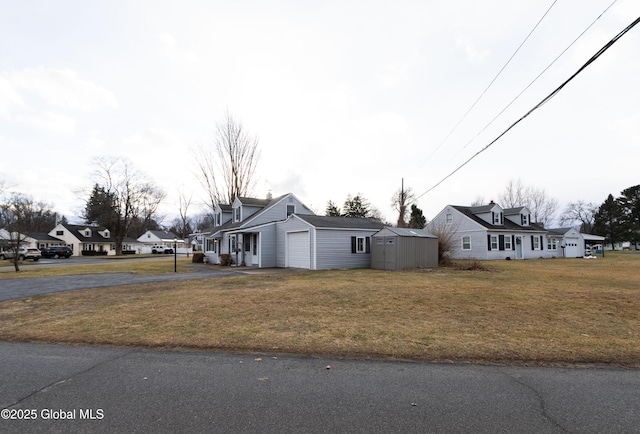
<box><xmin>559</xmin><ymin>201</ymin><xmax>597</xmax><ymax>232</ymax></box>
<box><xmin>194</xmin><ymin>110</ymin><xmax>261</xmax><ymax>211</ymax></box>
<box><xmin>391</xmin><ymin>181</ymin><xmax>415</xmax><ymax>228</ymax></box>
<box><xmin>91</xmin><ymin>157</ymin><xmax>166</xmax><ymax>255</ymax></box>
<box><xmin>0</xmin><ymin>193</ymin><xmax>55</xmax><ymax>272</ymax></box>
<box><xmin>498</xmin><ymin>179</ymin><xmax>558</xmax><ymax>227</ymax></box>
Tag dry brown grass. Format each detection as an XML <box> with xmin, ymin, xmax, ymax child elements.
<box><xmin>0</xmin><ymin>253</ymin><xmax>638</xmax><ymax>366</ymax></box>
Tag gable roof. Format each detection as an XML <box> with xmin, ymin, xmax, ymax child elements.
<box><xmin>451</xmin><ymin>206</ymin><xmax>545</xmax><ymax>232</ymax></box>
<box><xmin>147</xmin><ymin>230</ymin><xmax>178</xmax><ymax>240</ymax></box>
<box><xmin>59</xmin><ymin>223</ymin><xmax>116</xmax><ymax>242</ymax></box>
<box><xmin>295</xmin><ymin>215</ymin><xmax>385</xmax><ymax>230</ymax></box>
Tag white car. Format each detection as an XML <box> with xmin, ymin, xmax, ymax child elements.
<box><xmin>151</xmin><ymin>245</ymin><xmax>174</xmax><ymax>254</ymax></box>
<box><xmin>0</xmin><ymin>247</ymin><xmax>42</xmax><ymax>261</ymax></box>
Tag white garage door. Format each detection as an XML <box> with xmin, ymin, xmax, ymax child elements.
<box><xmin>565</xmin><ymin>238</ymin><xmax>580</xmax><ymax>257</ymax></box>
<box><xmin>287</xmin><ymin>231</ymin><xmax>310</xmax><ymax>269</ymax></box>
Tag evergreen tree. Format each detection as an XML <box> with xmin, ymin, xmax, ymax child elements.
<box><xmin>342</xmin><ymin>194</ymin><xmax>371</xmax><ymax>218</ymax></box>
<box><xmin>594</xmin><ymin>194</ymin><xmax>624</xmax><ymax>249</ymax></box>
<box><xmin>617</xmin><ymin>185</ymin><xmax>640</xmax><ymax>248</ymax></box>
<box><xmin>408</xmin><ymin>204</ymin><xmax>427</xmax><ymax>229</ymax></box>
<box><xmin>325</xmin><ymin>200</ymin><xmax>342</xmax><ymax>216</ymax></box>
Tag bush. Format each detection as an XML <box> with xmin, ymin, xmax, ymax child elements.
<box><xmin>219</xmin><ymin>254</ymin><xmax>233</xmax><ymax>266</ymax></box>
<box><xmin>192</xmin><ymin>252</ymin><xmax>205</xmax><ymax>263</ymax></box>
<box><xmin>81</xmin><ymin>251</ymin><xmax>108</xmax><ymax>256</ymax></box>
<box><xmin>122</xmin><ymin>250</ymin><xmax>137</xmax><ymax>255</ymax></box>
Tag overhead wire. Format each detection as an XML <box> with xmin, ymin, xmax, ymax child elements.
<box><xmin>451</xmin><ymin>0</ymin><xmax>619</xmax><ymax>156</ymax></box>
<box><xmin>415</xmin><ymin>14</ymin><xmax>640</xmax><ymax>201</ymax></box>
<box><xmin>409</xmin><ymin>0</ymin><xmax>559</xmax><ymax>178</ymax></box>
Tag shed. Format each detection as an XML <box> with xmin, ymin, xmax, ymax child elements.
<box><xmin>371</xmin><ymin>227</ymin><xmax>438</xmax><ymax>270</ymax></box>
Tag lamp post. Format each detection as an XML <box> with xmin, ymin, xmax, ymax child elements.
<box><xmin>174</xmin><ymin>238</ymin><xmax>177</xmax><ymax>273</ymax></box>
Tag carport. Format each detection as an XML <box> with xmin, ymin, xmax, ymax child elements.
<box><xmin>371</xmin><ymin>227</ymin><xmax>438</xmax><ymax>270</ymax></box>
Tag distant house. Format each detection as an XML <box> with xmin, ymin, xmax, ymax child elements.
<box><xmin>202</xmin><ymin>193</ymin><xmax>385</xmax><ymax>269</ymax></box>
<box><xmin>48</xmin><ymin>223</ymin><xmax>117</xmax><ymax>256</ymax></box>
<box><xmin>137</xmin><ymin>230</ymin><xmax>187</xmax><ymax>253</ymax></box>
<box><xmin>545</xmin><ymin>228</ymin><xmax>603</xmax><ymax>257</ymax></box>
<box><xmin>427</xmin><ymin>202</ymin><xmax>551</xmax><ymax>260</ymax></box>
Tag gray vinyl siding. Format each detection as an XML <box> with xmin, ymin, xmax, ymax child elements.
<box><xmin>257</xmin><ymin>224</ymin><xmax>277</xmax><ymax>268</ymax></box>
<box><xmin>245</xmin><ymin>196</ymin><xmax>314</xmax><ymax>228</ymax></box>
<box><xmin>315</xmin><ymin>229</ymin><xmax>375</xmax><ymax>270</ymax></box>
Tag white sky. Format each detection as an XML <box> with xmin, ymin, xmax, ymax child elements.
<box><xmin>1</xmin><ymin>0</ymin><xmax>639</xmax><ymax>226</ymax></box>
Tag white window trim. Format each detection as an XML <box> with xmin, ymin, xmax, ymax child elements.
<box><xmin>490</xmin><ymin>235</ymin><xmax>498</xmax><ymax>250</ymax></box>
<box><xmin>356</xmin><ymin>236</ymin><xmax>366</xmax><ymax>253</ymax></box>
<box><xmin>462</xmin><ymin>236</ymin><xmax>471</xmax><ymax>250</ymax></box>
<box><xmin>504</xmin><ymin>236</ymin><xmax>512</xmax><ymax>250</ymax></box>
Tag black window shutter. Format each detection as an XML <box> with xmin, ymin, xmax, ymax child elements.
<box><xmin>499</xmin><ymin>235</ymin><xmax>505</xmax><ymax>250</ymax></box>
<box><xmin>540</xmin><ymin>236</ymin><xmax>544</xmax><ymax>250</ymax></box>
<box><xmin>366</xmin><ymin>237</ymin><xmax>371</xmax><ymax>253</ymax></box>
<box><xmin>512</xmin><ymin>235</ymin><xmax>516</xmax><ymax>250</ymax></box>
<box><xmin>351</xmin><ymin>236</ymin><xmax>356</xmax><ymax>254</ymax></box>
<box><xmin>531</xmin><ymin>235</ymin><xmax>534</xmax><ymax>249</ymax></box>
<box><xmin>487</xmin><ymin>234</ymin><xmax>492</xmax><ymax>251</ymax></box>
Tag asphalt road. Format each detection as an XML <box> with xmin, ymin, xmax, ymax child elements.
<box><xmin>1</xmin><ymin>342</ymin><xmax>639</xmax><ymax>434</ymax></box>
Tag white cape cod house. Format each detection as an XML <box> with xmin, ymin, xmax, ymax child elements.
<box><xmin>202</xmin><ymin>193</ymin><xmax>384</xmax><ymax>269</ymax></box>
<box><xmin>428</xmin><ymin>202</ymin><xmax>553</xmax><ymax>260</ymax></box>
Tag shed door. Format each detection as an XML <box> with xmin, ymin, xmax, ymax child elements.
<box><xmin>287</xmin><ymin>231</ymin><xmax>310</xmax><ymax>269</ymax></box>
<box><xmin>384</xmin><ymin>237</ymin><xmax>396</xmax><ymax>270</ymax></box>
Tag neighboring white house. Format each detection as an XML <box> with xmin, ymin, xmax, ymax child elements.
<box><xmin>48</xmin><ymin>223</ymin><xmax>117</xmax><ymax>256</ymax></box>
<box><xmin>546</xmin><ymin>228</ymin><xmax>605</xmax><ymax>257</ymax></box>
<box><xmin>202</xmin><ymin>193</ymin><xmax>385</xmax><ymax>269</ymax></box>
<box><xmin>428</xmin><ymin>202</ymin><xmax>552</xmax><ymax>260</ymax></box>
<box><xmin>137</xmin><ymin>230</ymin><xmax>188</xmax><ymax>254</ymax></box>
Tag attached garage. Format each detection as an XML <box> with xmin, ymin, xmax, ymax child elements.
<box><xmin>371</xmin><ymin>227</ymin><xmax>438</xmax><ymax>270</ymax></box>
<box><xmin>286</xmin><ymin>231</ymin><xmax>310</xmax><ymax>268</ymax></box>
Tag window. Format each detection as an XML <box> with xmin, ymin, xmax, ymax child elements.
<box><xmin>490</xmin><ymin>235</ymin><xmax>498</xmax><ymax>250</ymax></box>
<box><xmin>532</xmin><ymin>236</ymin><xmax>540</xmax><ymax>250</ymax></box>
<box><xmin>56</xmin><ymin>230</ymin><xmax>63</xmax><ymax>236</ymax></box>
<box><xmin>215</xmin><ymin>213</ymin><xmax>221</xmax><ymax>226</ymax></box>
<box><xmin>376</xmin><ymin>238</ymin><xmax>384</xmax><ymax>245</ymax></box>
<box><xmin>85</xmin><ymin>230</ymin><xmax>90</xmax><ymax>237</ymax></box>
<box><xmin>446</xmin><ymin>213</ymin><xmax>452</xmax><ymax>224</ymax></box>
<box><xmin>205</xmin><ymin>239</ymin><xmax>214</xmax><ymax>252</ymax></box>
<box><xmin>286</xmin><ymin>204</ymin><xmax>295</xmax><ymax>217</ymax></box>
<box><xmin>234</xmin><ymin>207</ymin><xmax>241</xmax><ymax>222</ymax></box>
<box><xmin>104</xmin><ymin>231</ymin><xmax>109</xmax><ymax>238</ymax></box>
<box><xmin>351</xmin><ymin>236</ymin><xmax>371</xmax><ymax>253</ymax></box>
<box><xmin>244</xmin><ymin>235</ymin><xmax>251</xmax><ymax>252</ymax></box>
<box><xmin>504</xmin><ymin>236</ymin><xmax>512</xmax><ymax>250</ymax></box>
<box><xmin>548</xmin><ymin>238</ymin><xmax>557</xmax><ymax>250</ymax></box>
<box><xmin>521</xmin><ymin>214</ymin><xmax>529</xmax><ymax>226</ymax></box>
<box><xmin>462</xmin><ymin>236</ymin><xmax>471</xmax><ymax>250</ymax></box>
<box><xmin>253</xmin><ymin>235</ymin><xmax>258</xmax><ymax>255</ymax></box>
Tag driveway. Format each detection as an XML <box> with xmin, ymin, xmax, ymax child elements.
<box><xmin>1</xmin><ymin>342</ymin><xmax>639</xmax><ymax>433</ymax></box>
<box><xmin>0</xmin><ymin>265</ymin><xmax>242</xmax><ymax>302</ymax></box>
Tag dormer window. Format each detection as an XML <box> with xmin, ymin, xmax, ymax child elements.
<box><xmin>286</xmin><ymin>204</ymin><xmax>295</xmax><ymax>217</ymax></box>
<box><xmin>235</xmin><ymin>207</ymin><xmax>241</xmax><ymax>222</ymax></box>
<box><xmin>215</xmin><ymin>212</ymin><xmax>221</xmax><ymax>226</ymax></box>
<box><xmin>104</xmin><ymin>231</ymin><xmax>109</xmax><ymax>238</ymax></box>
<box><xmin>85</xmin><ymin>230</ymin><xmax>90</xmax><ymax>237</ymax></box>
<box><xmin>521</xmin><ymin>214</ymin><xmax>529</xmax><ymax>226</ymax></box>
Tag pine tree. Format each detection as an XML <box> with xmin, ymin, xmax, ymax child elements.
<box><xmin>408</xmin><ymin>204</ymin><xmax>427</xmax><ymax>229</ymax></box>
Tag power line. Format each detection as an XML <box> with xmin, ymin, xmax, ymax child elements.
<box><xmin>452</xmin><ymin>0</ymin><xmax>619</xmax><ymax>156</ymax></box>
<box><xmin>410</xmin><ymin>0</ymin><xmax>559</xmax><ymax>178</ymax></box>
<box><xmin>415</xmin><ymin>15</ymin><xmax>640</xmax><ymax>201</ymax></box>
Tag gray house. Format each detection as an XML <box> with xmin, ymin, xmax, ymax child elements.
<box><xmin>276</xmin><ymin>214</ymin><xmax>385</xmax><ymax>269</ymax></box>
<box><xmin>371</xmin><ymin>227</ymin><xmax>438</xmax><ymax>270</ymax></box>
<box><xmin>202</xmin><ymin>193</ymin><xmax>385</xmax><ymax>269</ymax></box>
<box><xmin>427</xmin><ymin>202</ymin><xmax>552</xmax><ymax>260</ymax></box>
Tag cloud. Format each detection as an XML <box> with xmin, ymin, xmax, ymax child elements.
<box><xmin>16</xmin><ymin>111</ymin><xmax>76</xmax><ymax>135</ymax></box>
<box><xmin>156</xmin><ymin>32</ymin><xmax>199</xmax><ymax>63</ymax></box>
<box><xmin>0</xmin><ymin>75</ymin><xmax>28</xmax><ymax>120</ymax></box>
<box><xmin>8</xmin><ymin>67</ymin><xmax>117</xmax><ymax>110</ymax></box>
<box><xmin>456</xmin><ymin>36</ymin><xmax>490</xmax><ymax>63</ymax></box>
